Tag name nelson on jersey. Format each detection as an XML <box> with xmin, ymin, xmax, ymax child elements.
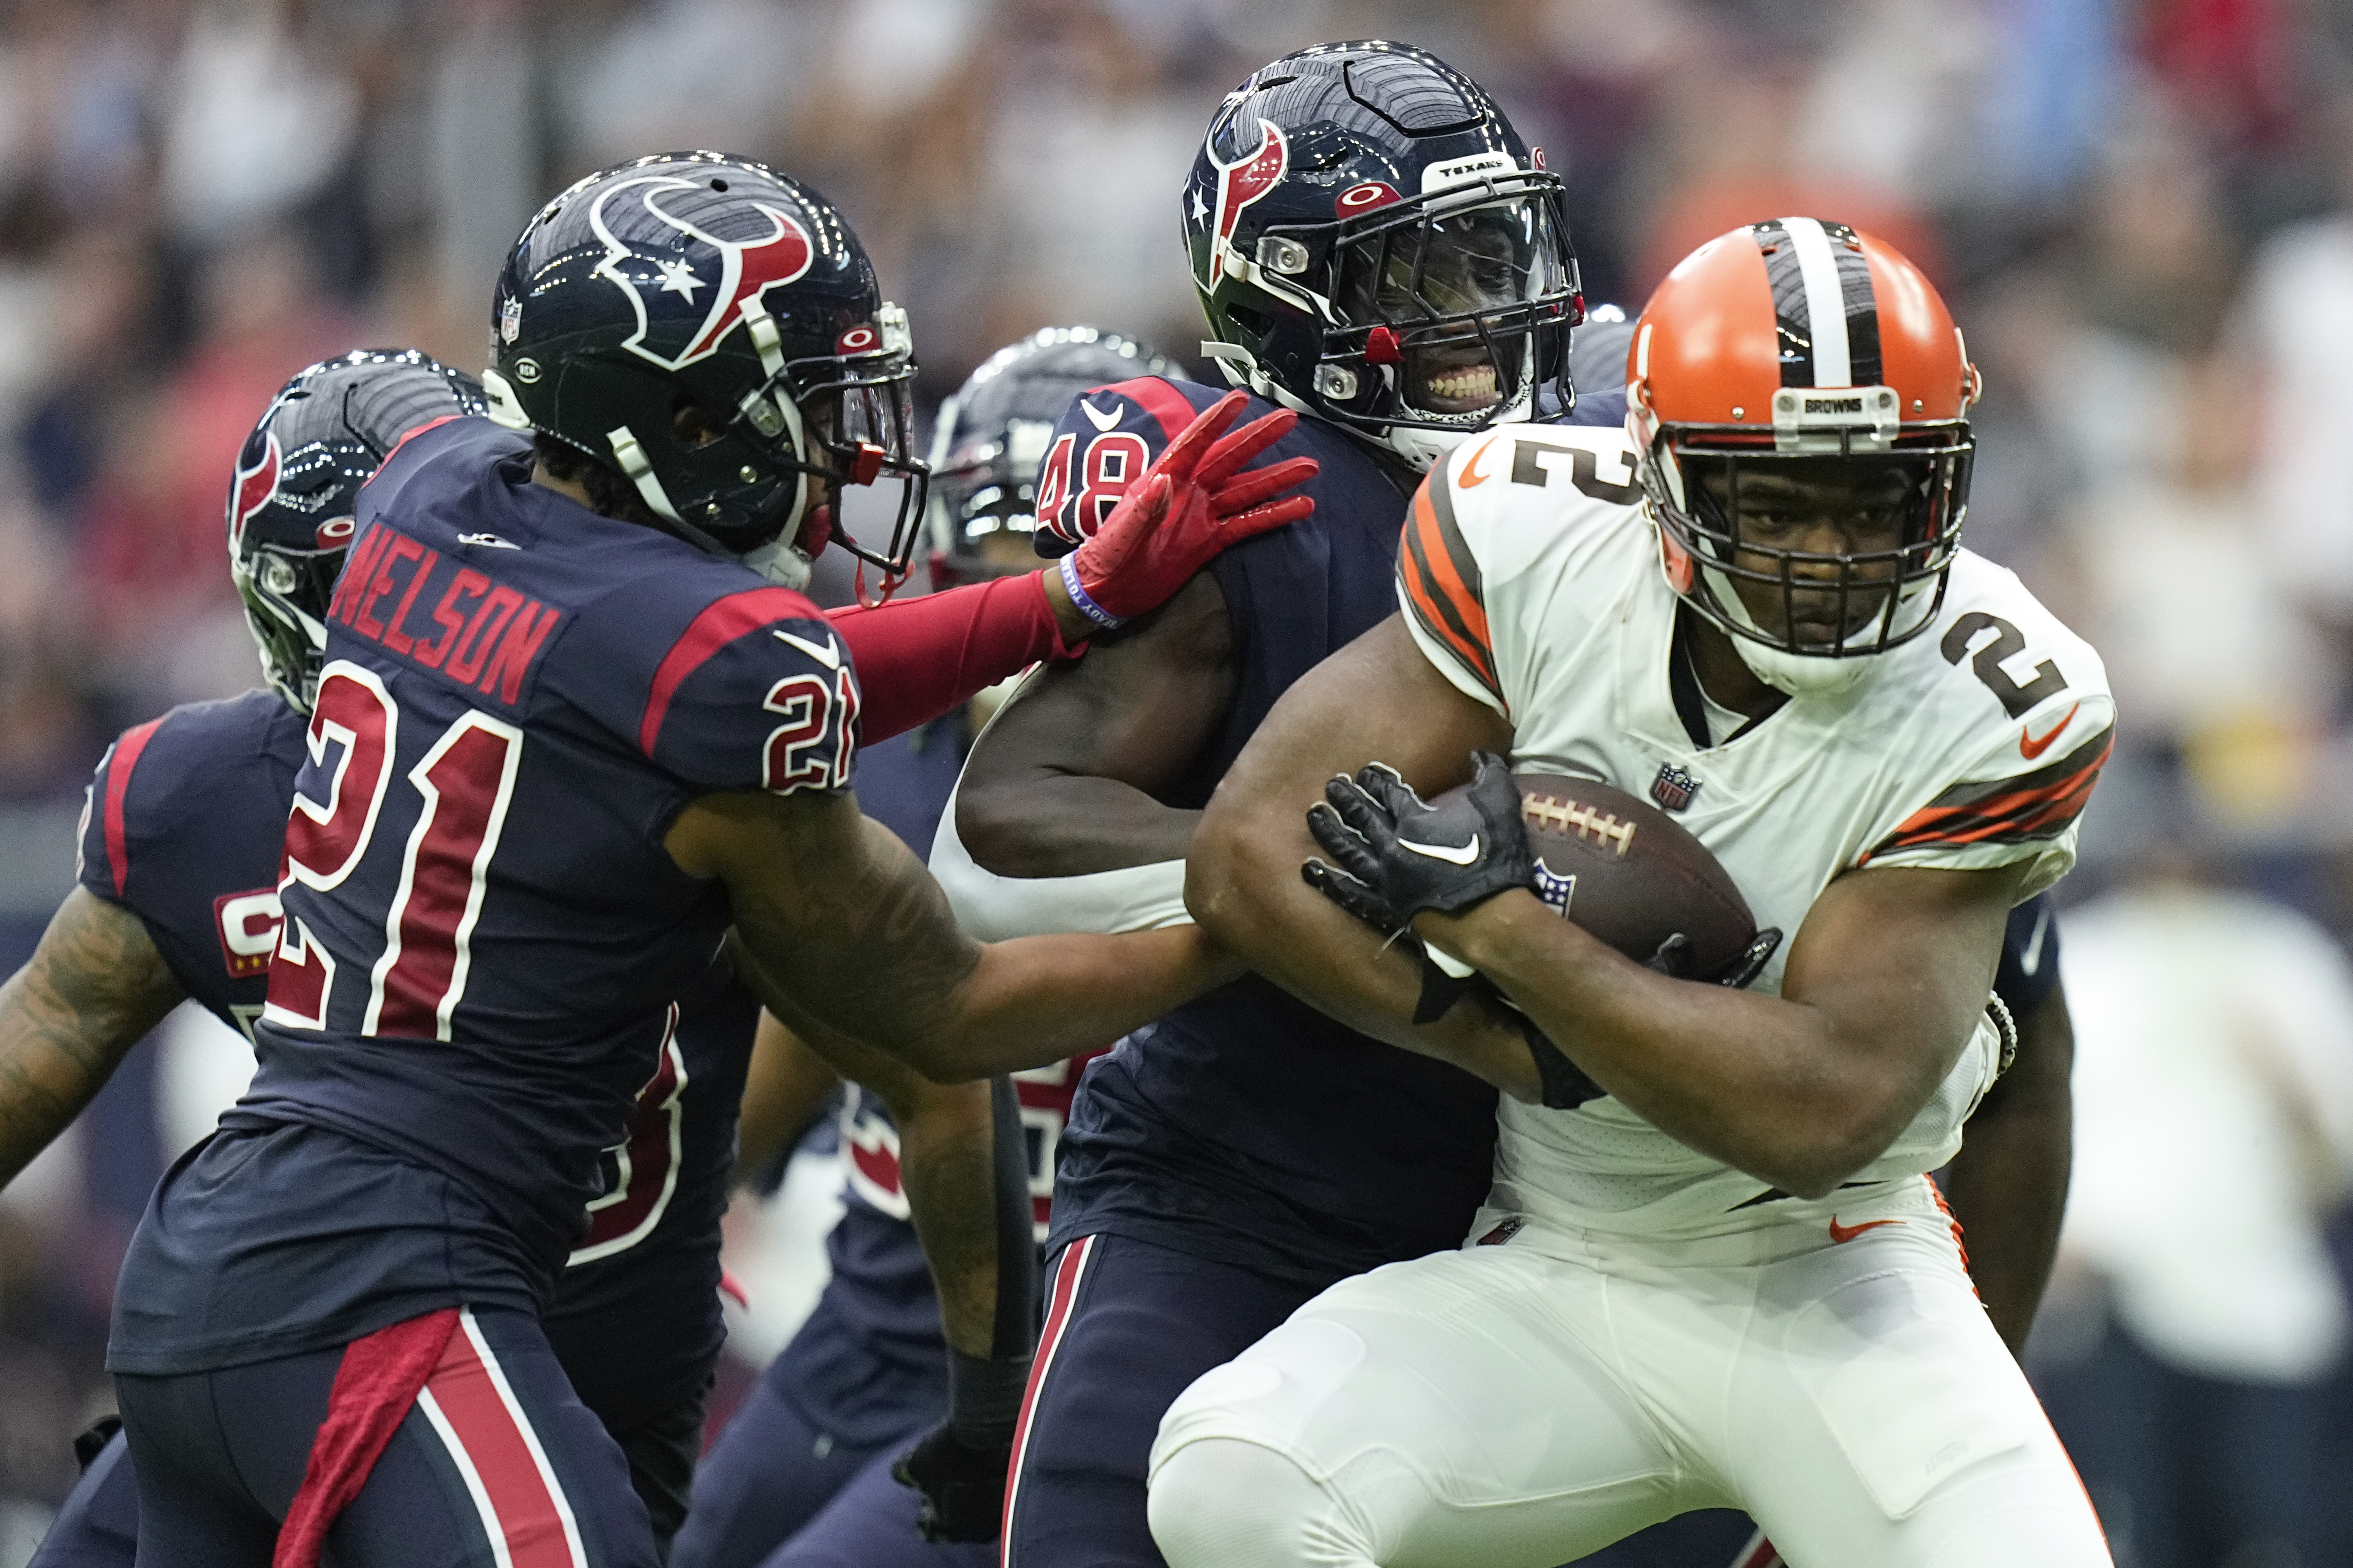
<box><xmin>325</xmin><ymin>521</ymin><xmax>562</xmax><ymax>706</ymax></box>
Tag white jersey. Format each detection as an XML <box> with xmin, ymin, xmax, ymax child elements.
<box><xmin>1397</xmin><ymin>423</ymin><xmax>2115</xmax><ymax>1236</ymax></box>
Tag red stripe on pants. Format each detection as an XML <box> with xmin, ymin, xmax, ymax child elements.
<box><xmin>422</xmin><ymin>1313</ymin><xmax>584</xmax><ymax>1568</ymax></box>
<box><xmin>1001</xmin><ymin>1234</ymin><xmax>1095</xmax><ymax>1563</ymax></box>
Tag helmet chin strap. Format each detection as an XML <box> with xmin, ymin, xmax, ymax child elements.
<box><xmin>740</xmin><ymin>538</ymin><xmax>814</xmax><ymax>590</ymax></box>
<box><xmin>1696</xmin><ymin>558</ymin><xmax>1880</xmax><ymax>700</ymax></box>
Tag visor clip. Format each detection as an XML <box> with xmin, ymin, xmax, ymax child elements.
<box><xmin>1363</xmin><ymin>326</ymin><xmax>1404</xmax><ymax>366</ymax></box>
<box><xmin>847</xmin><ymin>441</ymin><xmax>885</xmax><ymax>487</ymax></box>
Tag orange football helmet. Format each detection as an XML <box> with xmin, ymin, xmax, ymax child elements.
<box><xmin>1626</xmin><ymin>218</ymin><xmax>1980</xmax><ymax>682</ymax></box>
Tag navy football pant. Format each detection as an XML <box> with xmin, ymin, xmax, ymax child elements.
<box><xmin>40</xmin><ymin>1390</ymin><xmax>707</xmax><ymax>1568</ymax></box>
<box><xmin>672</xmin><ymin>1375</ymin><xmax>991</xmax><ymax>1568</ymax></box>
<box><xmin>671</xmin><ymin>1377</ymin><xmax>886</xmax><ymax>1568</ymax></box>
<box><xmin>28</xmin><ymin>1432</ymin><xmax>137</xmax><ymax>1568</ymax></box>
<box><xmin>1003</xmin><ymin>1234</ymin><xmax>1308</xmax><ymax>1568</ymax></box>
<box><xmin>114</xmin><ymin>1307</ymin><xmax>655</xmax><ymax>1568</ymax></box>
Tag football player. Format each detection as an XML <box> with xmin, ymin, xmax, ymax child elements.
<box><xmin>0</xmin><ymin>327</ymin><xmax>1256</xmax><ymax>1567</ymax></box>
<box><xmin>1153</xmin><ymin>220</ymin><xmax>2114</xmax><ymax>1563</ymax></box>
<box><xmin>928</xmin><ymin>43</ymin><xmax>1613</xmax><ymax>1568</ymax></box>
<box><xmin>675</xmin><ymin>328</ymin><xmax>1175</xmax><ymax>1568</ymax></box>
<box><xmin>90</xmin><ymin>154</ymin><xmax>1315</xmax><ymax>1568</ymax></box>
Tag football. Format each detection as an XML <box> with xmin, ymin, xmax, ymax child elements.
<box><xmin>1501</xmin><ymin>772</ymin><xmax>1765</xmax><ymax>981</ymax></box>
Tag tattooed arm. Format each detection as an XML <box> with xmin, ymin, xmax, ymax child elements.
<box><xmin>668</xmin><ymin>788</ymin><xmax>1238</xmax><ymax>1081</ymax></box>
<box><xmin>0</xmin><ymin>887</ymin><xmax>187</xmax><ymax>1189</ymax></box>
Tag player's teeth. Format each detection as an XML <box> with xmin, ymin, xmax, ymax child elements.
<box><xmin>1427</xmin><ymin>366</ymin><xmax>1497</xmax><ymax>400</ymax></box>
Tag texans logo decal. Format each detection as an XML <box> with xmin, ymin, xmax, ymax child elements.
<box><xmin>1198</xmin><ymin>116</ymin><xmax>1288</xmax><ymax>285</ymax></box>
<box><xmin>229</xmin><ymin>430</ymin><xmax>281</xmax><ymax>552</ymax></box>
<box><xmin>589</xmin><ymin>174</ymin><xmax>815</xmax><ymax>371</ymax></box>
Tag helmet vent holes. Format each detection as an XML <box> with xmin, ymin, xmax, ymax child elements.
<box><xmin>710</xmin><ymin>178</ymin><xmax>729</xmax><ymax>191</ymax></box>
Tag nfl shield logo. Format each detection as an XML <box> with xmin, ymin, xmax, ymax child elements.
<box><xmin>1650</xmin><ymin>763</ymin><xmax>1700</xmax><ymax>813</ymax></box>
<box><xmin>499</xmin><ymin>296</ymin><xmax>523</xmax><ymax>344</ymax></box>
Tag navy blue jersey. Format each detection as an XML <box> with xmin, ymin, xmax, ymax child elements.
<box><xmin>74</xmin><ymin>675</ymin><xmax>757</xmax><ymax>1426</ymax></box>
<box><xmin>1033</xmin><ymin>377</ymin><xmax>1621</xmax><ymax>1287</ymax></box>
<box><xmin>77</xmin><ymin>689</ymin><xmax>306</xmax><ymax>1039</ymax></box>
<box><xmin>112</xmin><ymin>417</ymin><xmax>853</xmax><ymax>1376</ymax></box>
<box><xmin>1994</xmin><ymin>892</ymin><xmax>2061</xmax><ymax>1019</ymax></box>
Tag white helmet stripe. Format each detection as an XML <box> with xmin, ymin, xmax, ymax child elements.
<box><xmin>1781</xmin><ymin>217</ymin><xmax>1850</xmax><ymax>387</ymax></box>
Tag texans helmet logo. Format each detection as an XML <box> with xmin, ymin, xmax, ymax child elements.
<box><xmin>588</xmin><ymin>174</ymin><xmax>815</xmax><ymax>372</ymax></box>
<box><xmin>228</xmin><ymin>430</ymin><xmax>281</xmax><ymax>551</ymax></box>
<box><xmin>1197</xmin><ymin>116</ymin><xmax>1288</xmax><ymax>286</ymax></box>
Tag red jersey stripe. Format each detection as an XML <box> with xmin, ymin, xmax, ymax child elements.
<box><xmin>415</xmin><ymin>1310</ymin><xmax>587</xmax><ymax>1568</ymax></box>
<box><xmin>101</xmin><ymin>718</ymin><xmax>166</xmax><ymax>898</ymax></box>
<box><xmin>1100</xmin><ymin>377</ymin><xmax>1198</xmax><ymax>447</ymax></box>
<box><xmin>639</xmin><ymin>586</ymin><xmax>818</xmax><ymax>758</ymax></box>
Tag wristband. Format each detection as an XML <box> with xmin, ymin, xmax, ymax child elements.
<box><xmin>945</xmin><ymin>1348</ymin><xmax>1033</xmax><ymax>1440</ymax></box>
<box><xmin>1519</xmin><ymin>1016</ymin><xmax>1605</xmax><ymax>1110</ymax></box>
<box><xmin>1057</xmin><ymin>553</ymin><xmax>1127</xmax><ymax>631</ymax></box>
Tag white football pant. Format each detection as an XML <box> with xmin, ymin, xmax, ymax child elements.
<box><xmin>1146</xmin><ymin>1178</ymin><xmax>2109</xmax><ymax>1568</ymax></box>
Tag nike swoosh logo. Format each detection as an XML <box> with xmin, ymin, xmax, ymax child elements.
<box><xmin>2019</xmin><ymin>701</ymin><xmax>2079</xmax><ymax>760</ymax></box>
<box><xmin>1828</xmin><ymin>1216</ymin><xmax>1901</xmax><ymax>1245</ymax></box>
<box><xmin>773</xmin><ymin>628</ymin><xmax>841</xmax><ymax>670</ymax></box>
<box><xmin>2019</xmin><ymin>902</ymin><xmax>2050</xmax><ymax>976</ymax></box>
<box><xmin>458</xmin><ymin>532</ymin><xmax>519</xmax><ymax>549</ymax></box>
<box><xmin>1457</xmin><ymin>433</ymin><xmax>1503</xmax><ymax>487</ymax></box>
<box><xmin>1397</xmin><ymin>834</ymin><xmax>1480</xmax><ymax>865</ymax></box>
<box><xmin>1081</xmin><ymin>398</ymin><xmax>1122</xmax><ymax>433</ymax></box>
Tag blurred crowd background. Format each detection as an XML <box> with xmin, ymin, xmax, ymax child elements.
<box><xmin>3</xmin><ymin>0</ymin><xmax>2353</xmax><ymax>1563</ymax></box>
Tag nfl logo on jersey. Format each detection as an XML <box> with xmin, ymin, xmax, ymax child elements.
<box><xmin>1649</xmin><ymin>763</ymin><xmax>1701</xmax><ymax>813</ymax></box>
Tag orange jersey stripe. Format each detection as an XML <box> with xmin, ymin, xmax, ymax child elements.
<box><xmin>1867</xmin><ymin>730</ymin><xmax>2111</xmax><ymax>860</ymax></box>
<box><xmin>1398</xmin><ymin>479</ymin><xmax>1498</xmax><ymax>696</ymax></box>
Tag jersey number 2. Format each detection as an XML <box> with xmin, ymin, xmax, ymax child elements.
<box><xmin>266</xmin><ymin>662</ymin><xmax>523</xmax><ymax>1039</ymax></box>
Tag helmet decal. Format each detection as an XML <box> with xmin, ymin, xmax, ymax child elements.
<box><xmin>229</xmin><ymin>430</ymin><xmax>282</xmax><ymax>555</ymax></box>
<box><xmin>1198</xmin><ymin>117</ymin><xmax>1289</xmax><ymax>287</ymax></box>
<box><xmin>588</xmin><ymin>174</ymin><xmax>815</xmax><ymax>371</ymax></box>
<box><xmin>1335</xmin><ymin>180</ymin><xmax>1402</xmax><ymax>217</ymax></box>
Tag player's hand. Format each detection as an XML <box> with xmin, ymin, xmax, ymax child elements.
<box><xmin>1058</xmin><ymin>390</ymin><xmax>1318</xmax><ymax>629</ymax></box>
<box><xmin>893</xmin><ymin>1419</ymin><xmax>1014</xmax><ymax>1543</ymax></box>
<box><xmin>1305</xmin><ymin>752</ymin><xmax>1534</xmax><ymax>922</ymax></box>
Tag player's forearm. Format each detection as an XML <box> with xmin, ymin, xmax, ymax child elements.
<box><xmin>0</xmin><ymin>890</ymin><xmax>184</xmax><ymax>1189</ymax></box>
<box><xmin>930</xmin><ymin>926</ymin><xmax>1245</xmax><ymax>1080</ymax></box>
<box><xmin>1936</xmin><ymin>988</ymin><xmax>2074</xmax><ymax>1356</ymax></box>
<box><xmin>891</xmin><ymin>1076</ymin><xmax>1004</xmax><ymax>1358</ymax></box>
<box><xmin>1430</xmin><ymin>893</ymin><xmax>1944</xmax><ymax>1198</ymax></box>
<box><xmin>827</xmin><ymin>573</ymin><xmax>1080</xmax><ymax>743</ymax></box>
<box><xmin>1186</xmin><ymin>802</ymin><xmax>1543</xmax><ymax>1099</ymax></box>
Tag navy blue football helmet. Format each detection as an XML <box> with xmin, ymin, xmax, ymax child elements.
<box><xmin>485</xmin><ymin>151</ymin><xmax>925</xmax><ymax>589</ymax></box>
<box><xmin>228</xmin><ymin>348</ymin><xmax>485</xmax><ymax>712</ymax></box>
<box><xmin>924</xmin><ymin>326</ymin><xmax>1173</xmax><ymax>585</ymax></box>
<box><xmin>1184</xmin><ymin>41</ymin><xmax>1582</xmax><ymax>472</ymax></box>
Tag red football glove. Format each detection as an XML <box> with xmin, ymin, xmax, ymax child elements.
<box><xmin>1059</xmin><ymin>390</ymin><xmax>1318</xmax><ymax>628</ymax></box>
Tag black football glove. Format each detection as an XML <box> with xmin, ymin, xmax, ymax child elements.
<box><xmin>1305</xmin><ymin>752</ymin><xmax>1534</xmax><ymax>923</ymax></box>
<box><xmin>893</xmin><ymin>1418</ymin><xmax>1015</xmax><ymax>1542</ymax></box>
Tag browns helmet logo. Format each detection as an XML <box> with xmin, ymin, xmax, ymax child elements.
<box><xmin>1196</xmin><ymin>116</ymin><xmax>1288</xmax><ymax>287</ymax></box>
<box><xmin>587</xmin><ymin>174</ymin><xmax>816</xmax><ymax>372</ymax></box>
<box><xmin>228</xmin><ymin>429</ymin><xmax>281</xmax><ymax>551</ymax></box>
